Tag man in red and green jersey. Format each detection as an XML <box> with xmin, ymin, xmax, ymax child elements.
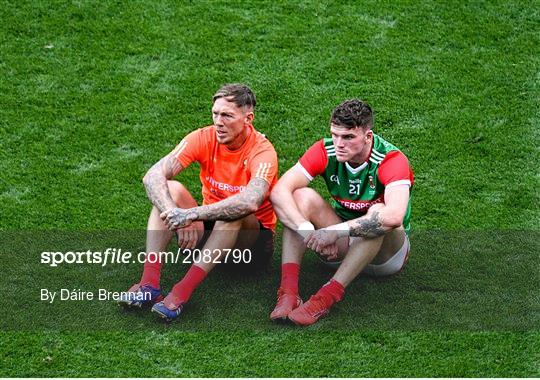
<box><xmin>270</xmin><ymin>99</ymin><xmax>414</xmax><ymax>326</ymax></box>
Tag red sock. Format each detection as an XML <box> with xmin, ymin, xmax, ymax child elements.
<box><xmin>316</xmin><ymin>279</ymin><xmax>345</xmax><ymax>308</ymax></box>
<box><xmin>281</xmin><ymin>263</ymin><xmax>300</xmax><ymax>294</ymax></box>
<box><xmin>170</xmin><ymin>265</ymin><xmax>207</xmax><ymax>304</ymax></box>
<box><xmin>140</xmin><ymin>252</ymin><xmax>163</xmax><ymax>288</ymax></box>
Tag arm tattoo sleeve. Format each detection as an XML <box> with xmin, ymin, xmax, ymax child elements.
<box><xmin>143</xmin><ymin>155</ymin><xmax>184</xmax><ymax>213</ymax></box>
<box><xmin>190</xmin><ymin>177</ymin><xmax>269</xmax><ymax>222</ymax></box>
<box><xmin>349</xmin><ymin>211</ymin><xmax>386</xmax><ymax>238</ymax></box>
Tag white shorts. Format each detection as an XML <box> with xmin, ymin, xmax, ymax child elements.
<box><xmin>320</xmin><ymin>235</ymin><xmax>410</xmax><ymax>277</ymax></box>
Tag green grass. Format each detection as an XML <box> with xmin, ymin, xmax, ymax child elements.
<box><xmin>2</xmin><ymin>331</ymin><xmax>538</xmax><ymax>377</ymax></box>
<box><xmin>1</xmin><ymin>0</ymin><xmax>538</xmax><ymax>377</ymax></box>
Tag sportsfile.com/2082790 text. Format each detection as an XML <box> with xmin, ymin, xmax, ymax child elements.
<box><xmin>40</xmin><ymin>248</ymin><xmax>252</xmax><ymax>267</ymax></box>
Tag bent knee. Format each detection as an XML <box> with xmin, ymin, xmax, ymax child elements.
<box><xmin>167</xmin><ymin>180</ymin><xmax>187</xmax><ymax>197</ymax></box>
<box><xmin>166</xmin><ymin>180</ymin><xmax>196</xmax><ymax>207</ymax></box>
<box><xmin>292</xmin><ymin>188</ymin><xmax>325</xmax><ymax>211</ymax></box>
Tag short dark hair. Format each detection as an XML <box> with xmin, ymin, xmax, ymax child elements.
<box><xmin>213</xmin><ymin>83</ymin><xmax>256</xmax><ymax>110</ymax></box>
<box><xmin>331</xmin><ymin>99</ymin><xmax>373</xmax><ymax>130</ymax></box>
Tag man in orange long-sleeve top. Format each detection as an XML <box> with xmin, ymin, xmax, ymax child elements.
<box><xmin>119</xmin><ymin>84</ymin><xmax>278</xmax><ymax>322</ymax></box>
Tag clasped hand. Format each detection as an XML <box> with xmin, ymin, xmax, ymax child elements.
<box><xmin>303</xmin><ymin>229</ymin><xmax>340</xmax><ymax>260</ymax></box>
<box><xmin>160</xmin><ymin>207</ymin><xmax>196</xmax><ymax>230</ymax></box>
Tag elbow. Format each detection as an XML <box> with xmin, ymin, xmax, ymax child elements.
<box><xmin>246</xmin><ymin>202</ymin><xmax>259</xmax><ymax>214</ymax></box>
<box><xmin>143</xmin><ymin>166</ymin><xmax>164</xmax><ymax>188</ymax></box>
<box><xmin>384</xmin><ymin>216</ymin><xmax>403</xmax><ymax>229</ymax></box>
<box><xmin>248</xmin><ymin>205</ymin><xmax>259</xmax><ymax>215</ymax></box>
<box><xmin>142</xmin><ymin>173</ymin><xmax>150</xmax><ymax>187</ymax></box>
<box><xmin>142</xmin><ymin>171</ymin><xmax>153</xmax><ymax>187</ymax></box>
<box><xmin>370</xmin><ymin>204</ymin><xmax>402</xmax><ymax>229</ymax></box>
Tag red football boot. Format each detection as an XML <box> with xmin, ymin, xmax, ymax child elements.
<box><xmin>287</xmin><ymin>294</ymin><xmax>330</xmax><ymax>326</ymax></box>
<box><xmin>270</xmin><ymin>287</ymin><xmax>302</xmax><ymax>321</ymax></box>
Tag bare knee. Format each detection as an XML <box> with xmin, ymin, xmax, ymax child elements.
<box><xmin>292</xmin><ymin>188</ymin><xmax>341</xmax><ymax>228</ymax></box>
<box><xmin>292</xmin><ymin>188</ymin><xmax>323</xmax><ymax>214</ymax></box>
<box><xmin>166</xmin><ymin>180</ymin><xmax>197</xmax><ymax>208</ymax></box>
<box><xmin>166</xmin><ymin>180</ymin><xmax>187</xmax><ymax>199</ymax></box>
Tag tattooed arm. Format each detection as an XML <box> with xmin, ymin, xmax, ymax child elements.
<box><xmin>142</xmin><ymin>153</ymin><xmax>184</xmax><ymax>213</ymax></box>
<box><xmin>305</xmin><ymin>184</ymin><xmax>410</xmax><ymax>252</ymax></box>
<box><xmin>162</xmin><ymin>177</ymin><xmax>269</xmax><ymax>230</ymax></box>
<box><xmin>348</xmin><ymin>184</ymin><xmax>410</xmax><ymax>238</ymax></box>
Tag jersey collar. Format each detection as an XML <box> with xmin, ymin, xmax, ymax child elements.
<box><xmin>345</xmin><ymin>138</ymin><xmax>373</xmax><ymax>174</ymax></box>
<box><xmin>345</xmin><ymin>161</ymin><xmax>368</xmax><ymax>174</ymax></box>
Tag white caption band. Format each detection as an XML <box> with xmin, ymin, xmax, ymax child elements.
<box><xmin>296</xmin><ymin>221</ymin><xmax>315</xmax><ymax>239</ymax></box>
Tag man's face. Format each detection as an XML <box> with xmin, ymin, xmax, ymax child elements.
<box><xmin>330</xmin><ymin>123</ymin><xmax>373</xmax><ymax>163</ymax></box>
<box><xmin>211</xmin><ymin>97</ymin><xmax>253</xmax><ymax>148</ymax></box>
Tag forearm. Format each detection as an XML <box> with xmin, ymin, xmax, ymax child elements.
<box><xmin>188</xmin><ymin>178</ymin><xmax>267</xmax><ymax>222</ymax></box>
<box><xmin>188</xmin><ymin>196</ymin><xmax>255</xmax><ymax>222</ymax></box>
<box><xmin>345</xmin><ymin>204</ymin><xmax>401</xmax><ymax>238</ymax></box>
<box><xmin>143</xmin><ymin>167</ymin><xmax>177</xmax><ymax>214</ymax></box>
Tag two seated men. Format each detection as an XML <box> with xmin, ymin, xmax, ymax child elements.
<box><xmin>119</xmin><ymin>84</ymin><xmax>414</xmax><ymax>326</ymax></box>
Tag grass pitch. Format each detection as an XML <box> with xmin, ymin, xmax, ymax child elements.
<box><xmin>0</xmin><ymin>1</ymin><xmax>538</xmax><ymax>377</ymax></box>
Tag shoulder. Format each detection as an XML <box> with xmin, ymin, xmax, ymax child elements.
<box><xmin>370</xmin><ymin>134</ymin><xmax>404</xmax><ymax>162</ymax></box>
<box><xmin>372</xmin><ymin>134</ymin><xmax>403</xmax><ymax>153</ymax></box>
<box><xmin>299</xmin><ymin>139</ymin><xmax>328</xmax><ymax>159</ymax></box>
<box><xmin>199</xmin><ymin>125</ymin><xmax>216</xmax><ymax>139</ymax></box>
<box><xmin>374</xmin><ymin>134</ymin><xmax>414</xmax><ymax>186</ymax></box>
<box><xmin>297</xmin><ymin>139</ymin><xmax>330</xmax><ymax>179</ymax></box>
<box><xmin>321</xmin><ymin>138</ymin><xmax>336</xmax><ymax>157</ymax></box>
<box><xmin>249</xmin><ymin>129</ymin><xmax>277</xmax><ymax>155</ymax></box>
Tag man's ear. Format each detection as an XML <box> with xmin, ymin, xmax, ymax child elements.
<box><xmin>365</xmin><ymin>129</ymin><xmax>373</xmax><ymax>141</ymax></box>
<box><xmin>245</xmin><ymin>111</ymin><xmax>254</xmax><ymax>124</ymax></box>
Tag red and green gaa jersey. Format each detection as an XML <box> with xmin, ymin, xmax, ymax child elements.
<box><xmin>297</xmin><ymin>134</ymin><xmax>414</xmax><ymax>234</ymax></box>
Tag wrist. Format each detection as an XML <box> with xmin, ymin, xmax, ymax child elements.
<box><xmin>296</xmin><ymin>221</ymin><xmax>315</xmax><ymax>238</ymax></box>
<box><xmin>187</xmin><ymin>210</ymin><xmax>199</xmax><ymax>222</ymax></box>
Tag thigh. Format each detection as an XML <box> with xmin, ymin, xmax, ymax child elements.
<box><xmin>227</xmin><ymin>225</ymin><xmax>274</xmax><ymax>272</ymax></box>
<box><xmin>293</xmin><ymin>188</ymin><xmax>342</xmax><ymax>229</ymax></box>
<box><xmin>216</xmin><ymin>215</ymin><xmax>273</xmax><ymax>272</ymax></box>
<box><xmin>198</xmin><ymin>214</ymin><xmax>261</xmax><ymax>250</ymax></box>
<box><xmin>362</xmin><ymin>232</ymin><xmax>410</xmax><ymax>277</ymax></box>
<box><xmin>232</xmin><ymin>213</ymin><xmax>262</xmax><ymax>250</ymax></box>
<box><xmin>371</xmin><ymin>227</ymin><xmax>406</xmax><ymax>264</ymax></box>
